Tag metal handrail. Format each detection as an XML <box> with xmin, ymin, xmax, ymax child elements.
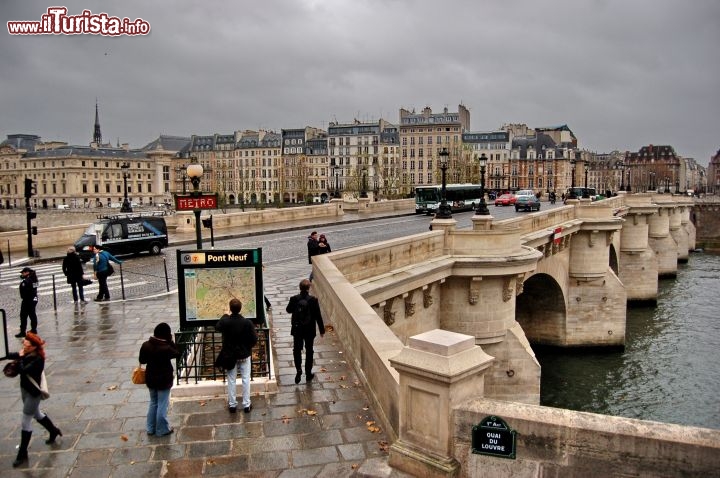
<box><xmin>174</xmin><ymin>323</ymin><xmax>271</xmax><ymax>385</ymax></box>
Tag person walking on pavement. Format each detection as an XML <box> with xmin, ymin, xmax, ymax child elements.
<box><xmin>215</xmin><ymin>298</ymin><xmax>257</xmax><ymax>413</ymax></box>
<box><xmin>139</xmin><ymin>322</ymin><xmax>180</xmax><ymax>437</ymax></box>
<box><xmin>62</xmin><ymin>246</ymin><xmax>86</xmax><ymax>304</ymax></box>
<box><xmin>91</xmin><ymin>245</ymin><xmax>122</xmax><ymax>301</ymax></box>
<box><xmin>307</xmin><ymin>230</ymin><xmax>321</xmax><ymax>280</ymax></box>
<box><xmin>16</xmin><ymin>267</ymin><xmax>39</xmax><ymax>338</ymax></box>
<box><xmin>5</xmin><ymin>332</ymin><xmax>62</xmax><ymax>468</ymax></box>
<box><xmin>286</xmin><ymin>278</ymin><xmax>325</xmax><ymax>384</ymax></box>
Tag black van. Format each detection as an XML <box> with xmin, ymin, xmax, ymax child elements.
<box><xmin>75</xmin><ymin>212</ymin><xmax>169</xmax><ymax>262</ymax></box>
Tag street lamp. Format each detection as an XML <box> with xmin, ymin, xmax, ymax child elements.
<box><xmin>626</xmin><ymin>166</ymin><xmax>632</xmax><ymax>192</ymax></box>
<box><xmin>664</xmin><ymin>176</ymin><xmax>670</xmax><ymax>194</ymax></box>
<box><xmin>649</xmin><ymin>171</ymin><xmax>655</xmax><ymax>191</ymax></box>
<box><xmin>333</xmin><ymin>164</ymin><xmax>340</xmax><ymax>198</ymax></box>
<box><xmin>120</xmin><ymin>162</ymin><xmax>132</xmax><ymax>212</ymax></box>
<box><xmin>475</xmin><ymin>153</ymin><xmax>490</xmax><ymax>215</ymax></box>
<box><xmin>619</xmin><ymin>161</ymin><xmax>625</xmax><ymax>192</ymax></box>
<box><xmin>436</xmin><ymin>148</ymin><xmax>452</xmax><ymax>219</ymax></box>
<box><xmin>360</xmin><ymin>166</ymin><xmax>368</xmax><ymax>199</ymax></box>
<box><xmin>568</xmin><ymin>155</ymin><xmax>578</xmax><ymax>199</ymax></box>
<box><xmin>582</xmin><ymin>165</ymin><xmax>590</xmax><ymax>198</ymax></box>
<box><xmin>187</xmin><ymin>162</ymin><xmax>204</xmax><ymax>249</ymax></box>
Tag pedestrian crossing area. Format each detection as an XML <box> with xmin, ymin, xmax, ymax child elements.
<box><xmin>0</xmin><ymin>262</ymin><xmax>148</xmax><ymax>301</ymax></box>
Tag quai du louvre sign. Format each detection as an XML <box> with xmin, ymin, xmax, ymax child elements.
<box><xmin>174</xmin><ymin>193</ymin><xmax>218</xmax><ymax>211</ymax></box>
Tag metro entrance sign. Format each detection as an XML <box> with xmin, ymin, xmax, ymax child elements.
<box><xmin>175</xmin><ymin>193</ymin><xmax>218</xmax><ymax>211</ymax></box>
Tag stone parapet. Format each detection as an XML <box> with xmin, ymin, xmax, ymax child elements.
<box><xmin>454</xmin><ymin>398</ymin><xmax>720</xmax><ymax>478</ymax></box>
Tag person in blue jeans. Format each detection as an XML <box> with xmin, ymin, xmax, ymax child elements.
<box><xmin>90</xmin><ymin>245</ymin><xmax>122</xmax><ymax>301</ymax></box>
<box><xmin>139</xmin><ymin>322</ymin><xmax>180</xmax><ymax>436</ymax></box>
<box><xmin>215</xmin><ymin>298</ymin><xmax>257</xmax><ymax>413</ymax></box>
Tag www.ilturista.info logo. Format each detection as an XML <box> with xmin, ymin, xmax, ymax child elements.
<box><xmin>7</xmin><ymin>7</ymin><xmax>150</xmax><ymax>36</ymax></box>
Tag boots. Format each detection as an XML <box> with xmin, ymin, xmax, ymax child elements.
<box><xmin>38</xmin><ymin>415</ymin><xmax>62</xmax><ymax>444</ymax></box>
<box><xmin>12</xmin><ymin>430</ymin><xmax>31</xmax><ymax>467</ymax></box>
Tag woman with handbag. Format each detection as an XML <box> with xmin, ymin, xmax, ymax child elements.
<box><xmin>90</xmin><ymin>245</ymin><xmax>122</xmax><ymax>302</ymax></box>
<box><xmin>139</xmin><ymin>323</ymin><xmax>180</xmax><ymax>436</ymax></box>
<box><xmin>5</xmin><ymin>332</ymin><xmax>62</xmax><ymax>468</ymax></box>
<box><xmin>62</xmin><ymin>246</ymin><xmax>86</xmax><ymax>304</ymax></box>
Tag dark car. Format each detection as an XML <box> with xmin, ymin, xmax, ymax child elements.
<box><xmin>515</xmin><ymin>194</ymin><xmax>541</xmax><ymax>212</ymax></box>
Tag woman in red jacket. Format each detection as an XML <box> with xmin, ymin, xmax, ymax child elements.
<box><xmin>7</xmin><ymin>332</ymin><xmax>62</xmax><ymax>467</ymax></box>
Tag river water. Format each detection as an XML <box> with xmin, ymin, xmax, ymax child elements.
<box><xmin>536</xmin><ymin>252</ymin><xmax>720</xmax><ymax>430</ymax></box>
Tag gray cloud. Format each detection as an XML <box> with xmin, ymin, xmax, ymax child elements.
<box><xmin>2</xmin><ymin>0</ymin><xmax>717</xmax><ymax>164</ymax></box>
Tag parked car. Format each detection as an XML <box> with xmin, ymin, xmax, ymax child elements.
<box><xmin>515</xmin><ymin>194</ymin><xmax>541</xmax><ymax>212</ymax></box>
<box><xmin>494</xmin><ymin>193</ymin><xmax>517</xmax><ymax>206</ymax></box>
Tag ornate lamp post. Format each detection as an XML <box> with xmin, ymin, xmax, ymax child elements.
<box><xmin>568</xmin><ymin>156</ymin><xmax>578</xmax><ymax>199</ymax></box>
<box><xmin>333</xmin><ymin>164</ymin><xmax>340</xmax><ymax>198</ymax></box>
<box><xmin>582</xmin><ymin>165</ymin><xmax>590</xmax><ymax>198</ymax></box>
<box><xmin>619</xmin><ymin>161</ymin><xmax>625</xmax><ymax>192</ymax></box>
<box><xmin>360</xmin><ymin>166</ymin><xmax>368</xmax><ymax>199</ymax></box>
<box><xmin>186</xmin><ymin>162</ymin><xmax>204</xmax><ymax>249</ymax></box>
<box><xmin>626</xmin><ymin>166</ymin><xmax>632</xmax><ymax>192</ymax></box>
<box><xmin>436</xmin><ymin>148</ymin><xmax>452</xmax><ymax>219</ymax></box>
<box><xmin>664</xmin><ymin>176</ymin><xmax>670</xmax><ymax>194</ymax></box>
<box><xmin>675</xmin><ymin>179</ymin><xmax>680</xmax><ymax>194</ymax></box>
<box><xmin>649</xmin><ymin>171</ymin><xmax>655</xmax><ymax>191</ymax></box>
<box><xmin>475</xmin><ymin>153</ymin><xmax>490</xmax><ymax>215</ymax></box>
<box><xmin>120</xmin><ymin>162</ymin><xmax>132</xmax><ymax>212</ymax></box>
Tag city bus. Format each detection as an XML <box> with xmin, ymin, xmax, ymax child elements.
<box><xmin>415</xmin><ymin>184</ymin><xmax>485</xmax><ymax>215</ymax></box>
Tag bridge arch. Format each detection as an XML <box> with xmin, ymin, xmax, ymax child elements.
<box><xmin>516</xmin><ymin>273</ymin><xmax>566</xmax><ymax>345</ymax></box>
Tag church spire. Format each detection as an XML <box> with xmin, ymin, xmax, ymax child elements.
<box><xmin>93</xmin><ymin>100</ymin><xmax>102</xmax><ymax>145</ymax></box>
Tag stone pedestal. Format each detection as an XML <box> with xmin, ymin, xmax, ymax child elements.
<box><xmin>471</xmin><ymin>214</ymin><xmax>493</xmax><ymax>231</ymax></box>
<box><xmin>430</xmin><ymin>217</ymin><xmax>457</xmax><ymax>233</ymax></box>
<box><xmin>389</xmin><ymin>329</ymin><xmax>494</xmax><ymax>478</ymax></box>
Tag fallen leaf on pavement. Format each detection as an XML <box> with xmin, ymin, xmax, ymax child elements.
<box><xmin>120</xmin><ymin>435</ymin><xmax>128</xmax><ymax>441</ymax></box>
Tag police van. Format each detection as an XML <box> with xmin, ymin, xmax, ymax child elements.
<box><xmin>74</xmin><ymin>212</ymin><xmax>169</xmax><ymax>262</ymax></box>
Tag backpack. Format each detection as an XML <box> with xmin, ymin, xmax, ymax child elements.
<box><xmin>293</xmin><ymin>296</ymin><xmax>313</xmax><ymax>327</ymax></box>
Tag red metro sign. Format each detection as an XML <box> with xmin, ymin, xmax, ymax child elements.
<box><xmin>175</xmin><ymin>193</ymin><xmax>218</xmax><ymax>211</ymax></box>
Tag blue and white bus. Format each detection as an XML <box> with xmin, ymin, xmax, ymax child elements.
<box><xmin>415</xmin><ymin>184</ymin><xmax>485</xmax><ymax>215</ymax></box>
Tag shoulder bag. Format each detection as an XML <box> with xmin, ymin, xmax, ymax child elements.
<box><xmin>27</xmin><ymin>372</ymin><xmax>50</xmax><ymax>400</ymax></box>
<box><xmin>131</xmin><ymin>365</ymin><xmax>146</xmax><ymax>384</ymax></box>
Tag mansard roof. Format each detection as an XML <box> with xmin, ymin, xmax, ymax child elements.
<box><xmin>141</xmin><ymin>135</ymin><xmax>191</xmax><ymax>152</ymax></box>
<box><xmin>0</xmin><ymin>134</ymin><xmax>42</xmax><ymax>152</ymax></box>
<box><xmin>23</xmin><ymin>145</ymin><xmax>146</xmax><ymax>160</ymax></box>
<box><xmin>511</xmin><ymin>133</ymin><xmax>558</xmax><ymax>159</ymax></box>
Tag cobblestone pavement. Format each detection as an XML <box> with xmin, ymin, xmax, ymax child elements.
<box><xmin>0</xmin><ymin>213</ymin><xmax>411</xmax><ymax>477</ymax></box>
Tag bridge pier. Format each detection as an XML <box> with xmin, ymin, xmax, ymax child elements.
<box><xmin>649</xmin><ymin>203</ymin><xmax>679</xmax><ymax>278</ymax></box>
<box><xmin>619</xmin><ymin>200</ymin><xmax>659</xmax><ymax>303</ymax></box>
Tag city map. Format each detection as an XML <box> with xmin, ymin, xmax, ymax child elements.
<box><xmin>183</xmin><ymin>267</ymin><xmax>257</xmax><ymax>321</ymax></box>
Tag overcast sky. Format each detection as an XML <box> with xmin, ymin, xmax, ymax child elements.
<box><xmin>2</xmin><ymin>0</ymin><xmax>718</xmax><ymax>165</ymax></box>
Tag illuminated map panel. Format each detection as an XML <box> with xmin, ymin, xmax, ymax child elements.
<box><xmin>177</xmin><ymin>249</ymin><xmax>263</xmax><ymax>328</ymax></box>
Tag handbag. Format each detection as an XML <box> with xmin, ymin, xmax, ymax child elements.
<box><xmin>106</xmin><ymin>264</ymin><xmax>115</xmax><ymax>276</ymax></box>
<box><xmin>28</xmin><ymin>372</ymin><xmax>50</xmax><ymax>400</ymax></box>
<box><xmin>214</xmin><ymin>349</ymin><xmax>237</xmax><ymax>371</ymax></box>
<box><xmin>82</xmin><ymin>277</ymin><xmax>93</xmax><ymax>286</ymax></box>
<box><xmin>131</xmin><ymin>366</ymin><xmax>146</xmax><ymax>384</ymax></box>
<box><xmin>3</xmin><ymin>360</ymin><xmax>20</xmax><ymax>378</ymax></box>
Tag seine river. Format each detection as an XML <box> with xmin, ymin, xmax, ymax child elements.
<box><xmin>536</xmin><ymin>252</ymin><xmax>720</xmax><ymax>430</ymax></box>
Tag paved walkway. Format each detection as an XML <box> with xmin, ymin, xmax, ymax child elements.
<box><xmin>0</xmin><ymin>212</ymin><xmax>413</xmax><ymax>477</ymax></box>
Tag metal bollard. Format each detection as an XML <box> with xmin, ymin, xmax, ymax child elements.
<box><xmin>163</xmin><ymin>256</ymin><xmax>170</xmax><ymax>292</ymax></box>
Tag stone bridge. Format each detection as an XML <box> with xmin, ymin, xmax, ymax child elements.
<box><xmin>310</xmin><ymin>192</ymin><xmax>719</xmax><ymax>477</ymax></box>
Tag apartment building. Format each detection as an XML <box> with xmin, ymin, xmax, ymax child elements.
<box><xmin>327</xmin><ymin>119</ymin><xmax>400</xmax><ymax>200</ymax></box>
<box><xmin>280</xmin><ymin>127</ymin><xmax>326</xmax><ymax>203</ymax></box>
<box><xmin>398</xmin><ymin>105</ymin><xmax>471</xmax><ymax>189</ymax></box>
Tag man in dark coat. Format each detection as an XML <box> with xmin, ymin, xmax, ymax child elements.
<box><xmin>286</xmin><ymin>279</ymin><xmax>325</xmax><ymax>384</ymax></box>
<box><xmin>215</xmin><ymin>298</ymin><xmax>257</xmax><ymax>413</ymax></box>
<box><xmin>62</xmin><ymin>246</ymin><xmax>86</xmax><ymax>303</ymax></box>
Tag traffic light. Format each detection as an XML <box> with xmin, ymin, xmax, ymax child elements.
<box><xmin>31</xmin><ymin>226</ymin><xmax>38</xmax><ymax>235</ymax></box>
<box><xmin>24</xmin><ymin>178</ymin><xmax>37</xmax><ymax>199</ymax></box>
<box><xmin>201</xmin><ymin>216</ymin><xmax>213</xmax><ymax>228</ymax></box>
<box><xmin>28</xmin><ymin>211</ymin><xmax>37</xmax><ymax>220</ymax></box>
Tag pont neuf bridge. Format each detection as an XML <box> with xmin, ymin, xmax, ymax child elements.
<box><xmin>307</xmin><ymin>193</ymin><xmax>720</xmax><ymax>477</ymax></box>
